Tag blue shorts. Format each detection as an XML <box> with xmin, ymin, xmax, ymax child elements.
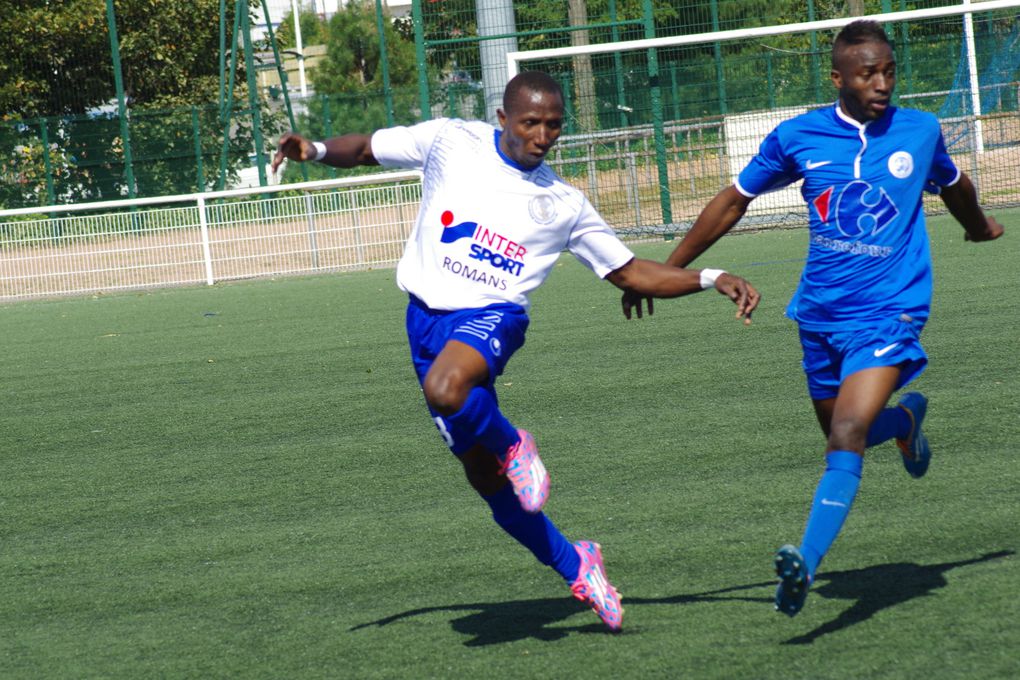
<box><xmin>799</xmin><ymin>316</ymin><xmax>927</xmax><ymax>400</ymax></box>
<box><xmin>406</xmin><ymin>296</ymin><xmax>529</xmax><ymax>453</ymax></box>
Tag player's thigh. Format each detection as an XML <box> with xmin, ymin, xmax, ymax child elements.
<box><xmin>832</xmin><ymin>365</ymin><xmax>903</xmax><ymax>428</ymax></box>
<box><xmin>839</xmin><ymin>317</ymin><xmax>927</xmax><ymax>390</ymax></box>
<box><xmin>407</xmin><ymin>300</ymin><xmax>529</xmax><ymax>388</ymax></box>
<box><xmin>799</xmin><ymin>327</ymin><xmax>843</xmax><ymax>401</ymax></box>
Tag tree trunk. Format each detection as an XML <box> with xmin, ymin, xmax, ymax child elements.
<box><xmin>567</xmin><ymin>0</ymin><xmax>598</xmax><ymax>131</ymax></box>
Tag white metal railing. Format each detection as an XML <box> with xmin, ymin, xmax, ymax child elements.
<box><xmin>0</xmin><ymin>172</ymin><xmax>422</xmax><ymax>300</ymax></box>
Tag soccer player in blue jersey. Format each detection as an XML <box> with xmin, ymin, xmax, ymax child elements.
<box><xmin>271</xmin><ymin>71</ymin><xmax>760</xmax><ymax>631</ymax></box>
<box><xmin>625</xmin><ymin>20</ymin><xmax>1004</xmax><ymax>617</ymax></box>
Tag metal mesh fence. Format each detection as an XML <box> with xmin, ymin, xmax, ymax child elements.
<box><xmin>0</xmin><ymin>173</ymin><xmax>421</xmax><ymax>300</ymax></box>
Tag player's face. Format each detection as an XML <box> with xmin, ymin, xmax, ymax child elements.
<box><xmin>831</xmin><ymin>40</ymin><xmax>896</xmax><ymax>123</ymax></box>
<box><xmin>497</xmin><ymin>88</ymin><xmax>564</xmax><ymax>169</ymax></box>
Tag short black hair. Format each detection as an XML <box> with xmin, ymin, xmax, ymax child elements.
<box><xmin>832</xmin><ymin>20</ymin><xmax>892</xmax><ymax>68</ymax></box>
<box><xmin>502</xmin><ymin>71</ymin><xmax>563</xmax><ymax>113</ymax></box>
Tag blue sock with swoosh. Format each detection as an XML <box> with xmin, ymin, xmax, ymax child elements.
<box><xmin>865</xmin><ymin>406</ymin><xmax>910</xmax><ymax>447</ymax></box>
<box><xmin>799</xmin><ymin>450</ymin><xmax>863</xmax><ymax>577</ymax></box>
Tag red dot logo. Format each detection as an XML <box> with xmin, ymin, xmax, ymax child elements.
<box><xmin>441</xmin><ymin>210</ymin><xmax>454</xmax><ymax>227</ymax></box>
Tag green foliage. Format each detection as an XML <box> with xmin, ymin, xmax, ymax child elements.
<box><xmin>0</xmin><ymin>0</ymin><xmax>257</xmax><ymax>117</ymax></box>
<box><xmin>313</xmin><ymin>0</ymin><xmax>417</xmax><ymax>96</ymax></box>
<box><xmin>273</xmin><ymin>4</ymin><xmax>329</xmax><ymax>49</ymax></box>
<box><xmin>0</xmin><ymin>0</ymin><xmax>110</xmax><ymax>118</ymax></box>
<box><xmin>0</xmin><ymin>0</ymin><xmax>291</xmax><ymax>206</ymax></box>
<box><xmin>280</xmin><ymin>0</ymin><xmax>421</xmax><ymax>184</ymax></box>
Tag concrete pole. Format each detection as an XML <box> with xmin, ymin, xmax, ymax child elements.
<box><xmin>292</xmin><ymin>0</ymin><xmax>308</xmax><ymax>97</ymax></box>
<box><xmin>476</xmin><ymin>0</ymin><xmax>518</xmax><ymax>123</ymax></box>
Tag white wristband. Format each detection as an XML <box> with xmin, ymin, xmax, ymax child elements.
<box><xmin>699</xmin><ymin>268</ymin><xmax>725</xmax><ymax>290</ymax></box>
<box><xmin>312</xmin><ymin>141</ymin><xmax>327</xmax><ymax>162</ymax></box>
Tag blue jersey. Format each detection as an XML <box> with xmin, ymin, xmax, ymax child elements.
<box><xmin>736</xmin><ymin>103</ymin><xmax>960</xmax><ymax>330</ymax></box>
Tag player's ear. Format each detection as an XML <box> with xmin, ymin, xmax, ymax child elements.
<box><xmin>830</xmin><ymin>68</ymin><xmax>842</xmax><ymax>89</ymax></box>
<box><xmin>496</xmin><ymin>108</ymin><xmax>507</xmax><ymax>128</ymax></box>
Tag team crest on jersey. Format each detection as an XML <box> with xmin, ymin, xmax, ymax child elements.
<box><xmin>888</xmin><ymin>151</ymin><xmax>914</xmax><ymax>179</ymax></box>
<box><xmin>528</xmin><ymin>195</ymin><xmax>557</xmax><ymax>224</ymax></box>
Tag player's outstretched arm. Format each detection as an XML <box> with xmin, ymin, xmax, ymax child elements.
<box><xmin>619</xmin><ymin>185</ymin><xmax>755</xmax><ymax>318</ymax></box>
<box><xmin>271</xmin><ymin>132</ymin><xmax>378</xmax><ymax>174</ymax></box>
<box><xmin>666</xmin><ymin>185</ymin><xmax>754</xmax><ymax>268</ymax></box>
<box><xmin>608</xmin><ymin>258</ymin><xmax>760</xmax><ymax>324</ymax></box>
<box><xmin>939</xmin><ymin>172</ymin><xmax>1005</xmax><ymax>242</ymax></box>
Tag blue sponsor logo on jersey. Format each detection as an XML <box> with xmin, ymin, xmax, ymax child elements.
<box><xmin>440</xmin><ymin>210</ymin><xmax>479</xmax><ymax>243</ymax></box>
<box><xmin>812</xmin><ymin>181</ymin><xmax>900</xmax><ymax>237</ymax></box>
<box><xmin>438</xmin><ymin>209</ymin><xmax>527</xmax><ymax>277</ymax></box>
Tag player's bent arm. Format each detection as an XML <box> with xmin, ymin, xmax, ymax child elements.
<box><xmin>318</xmin><ymin>134</ymin><xmax>379</xmax><ymax>168</ymax></box>
<box><xmin>939</xmin><ymin>172</ymin><xmax>1005</xmax><ymax>242</ymax></box>
<box><xmin>665</xmin><ymin>185</ymin><xmax>753</xmax><ymax>268</ymax></box>
<box><xmin>608</xmin><ymin>258</ymin><xmax>760</xmax><ymax>323</ymax></box>
<box><xmin>607</xmin><ymin>258</ymin><xmax>701</xmax><ymax>297</ymax></box>
<box><xmin>271</xmin><ymin>132</ymin><xmax>379</xmax><ymax>173</ymax></box>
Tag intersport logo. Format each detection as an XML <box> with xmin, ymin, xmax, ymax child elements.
<box><xmin>438</xmin><ymin>210</ymin><xmax>527</xmax><ymax>277</ymax></box>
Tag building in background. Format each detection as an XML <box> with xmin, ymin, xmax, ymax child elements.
<box><xmin>253</xmin><ymin>0</ymin><xmax>411</xmax><ymax>39</ymax></box>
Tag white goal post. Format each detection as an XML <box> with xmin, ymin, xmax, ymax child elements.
<box><xmin>507</xmin><ymin>0</ymin><xmax>1020</xmax><ymax>156</ymax></box>
<box><xmin>507</xmin><ymin>0</ymin><xmax>1020</xmax><ymax>80</ymax></box>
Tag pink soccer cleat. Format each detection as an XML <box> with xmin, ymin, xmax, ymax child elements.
<box><xmin>500</xmin><ymin>429</ymin><xmax>549</xmax><ymax>513</ymax></box>
<box><xmin>570</xmin><ymin>541</ymin><xmax>624</xmax><ymax>631</ymax></box>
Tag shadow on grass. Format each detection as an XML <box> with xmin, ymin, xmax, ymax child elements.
<box><xmin>779</xmin><ymin>549</ymin><xmax>1013</xmax><ymax>645</ymax></box>
<box><xmin>349</xmin><ymin>596</ymin><xmax>615</xmax><ymax>645</ymax></box>
<box><xmin>349</xmin><ymin>550</ymin><xmax>1012</xmax><ymax>646</ymax></box>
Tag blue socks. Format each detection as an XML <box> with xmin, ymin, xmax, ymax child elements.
<box><xmin>799</xmin><ymin>450</ymin><xmax>863</xmax><ymax>577</ymax></box>
<box><xmin>483</xmin><ymin>484</ymin><xmax>580</xmax><ymax>583</ymax></box>
<box><xmin>444</xmin><ymin>387</ymin><xmax>520</xmax><ymax>458</ymax></box>
<box><xmin>865</xmin><ymin>406</ymin><xmax>911</xmax><ymax>448</ymax></box>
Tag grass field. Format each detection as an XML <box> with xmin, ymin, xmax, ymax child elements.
<box><xmin>2</xmin><ymin>213</ymin><xmax>1018</xmax><ymax>678</ymax></box>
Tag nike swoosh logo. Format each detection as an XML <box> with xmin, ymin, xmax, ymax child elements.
<box><xmin>805</xmin><ymin>160</ymin><xmax>832</xmax><ymax>170</ymax></box>
<box><xmin>874</xmin><ymin>342</ymin><xmax>900</xmax><ymax>357</ymax></box>
<box><xmin>820</xmin><ymin>498</ymin><xmax>847</xmax><ymax>507</ymax></box>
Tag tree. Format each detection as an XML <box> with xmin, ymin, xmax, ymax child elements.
<box><xmin>274</xmin><ymin>4</ymin><xmax>328</xmax><ymax>50</ymax></box>
<box><xmin>281</xmin><ymin>0</ymin><xmax>421</xmax><ymax>183</ymax></box>
<box><xmin>0</xmin><ymin>0</ymin><xmax>292</xmax><ymax>208</ymax></box>
<box><xmin>0</xmin><ymin>0</ymin><xmax>260</xmax><ymax>117</ymax></box>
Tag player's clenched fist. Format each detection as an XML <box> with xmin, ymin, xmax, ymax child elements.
<box><xmin>271</xmin><ymin>132</ymin><xmax>315</xmax><ymax>174</ymax></box>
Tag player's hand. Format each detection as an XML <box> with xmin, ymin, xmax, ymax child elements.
<box><xmin>964</xmin><ymin>216</ymin><xmax>1004</xmax><ymax>242</ymax></box>
<box><xmin>271</xmin><ymin>132</ymin><xmax>315</xmax><ymax>174</ymax></box>
<box><xmin>621</xmin><ymin>289</ymin><xmax>653</xmax><ymax>320</ymax></box>
<box><xmin>714</xmin><ymin>272</ymin><xmax>760</xmax><ymax>325</ymax></box>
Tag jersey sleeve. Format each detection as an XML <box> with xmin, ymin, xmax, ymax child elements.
<box><xmin>735</xmin><ymin>127</ymin><xmax>801</xmax><ymax>197</ymax></box>
<box><xmin>370</xmin><ymin>118</ymin><xmax>449</xmax><ymax>170</ymax></box>
<box><xmin>566</xmin><ymin>198</ymin><xmax>635</xmax><ymax>279</ymax></box>
<box><xmin>924</xmin><ymin>126</ymin><xmax>960</xmax><ymax>194</ymax></box>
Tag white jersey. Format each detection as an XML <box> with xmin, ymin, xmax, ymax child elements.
<box><xmin>371</xmin><ymin>118</ymin><xmax>634</xmax><ymax>311</ymax></box>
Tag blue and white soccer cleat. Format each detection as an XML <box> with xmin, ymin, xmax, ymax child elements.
<box><xmin>896</xmin><ymin>392</ymin><xmax>931</xmax><ymax>479</ymax></box>
<box><xmin>774</xmin><ymin>544</ymin><xmax>811</xmax><ymax>617</ymax></box>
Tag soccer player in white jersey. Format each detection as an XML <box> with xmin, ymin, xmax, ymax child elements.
<box><xmin>271</xmin><ymin>71</ymin><xmax>760</xmax><ymax>631</ymax></box>
<box><xmin>625</xmin><ymin>21</ymin><xmax>1003</xmax><ymax>617</ymax></box>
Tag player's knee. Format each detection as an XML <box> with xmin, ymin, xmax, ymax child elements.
<box><xmin>423</xmin><ymin>369</ymin><xmax>469</xmax><ymax>415</ymax></box>
<box><xmin>827</xmin><ymin>416</ymin><xmax>868</xmax><ymax>453</ymax></box>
